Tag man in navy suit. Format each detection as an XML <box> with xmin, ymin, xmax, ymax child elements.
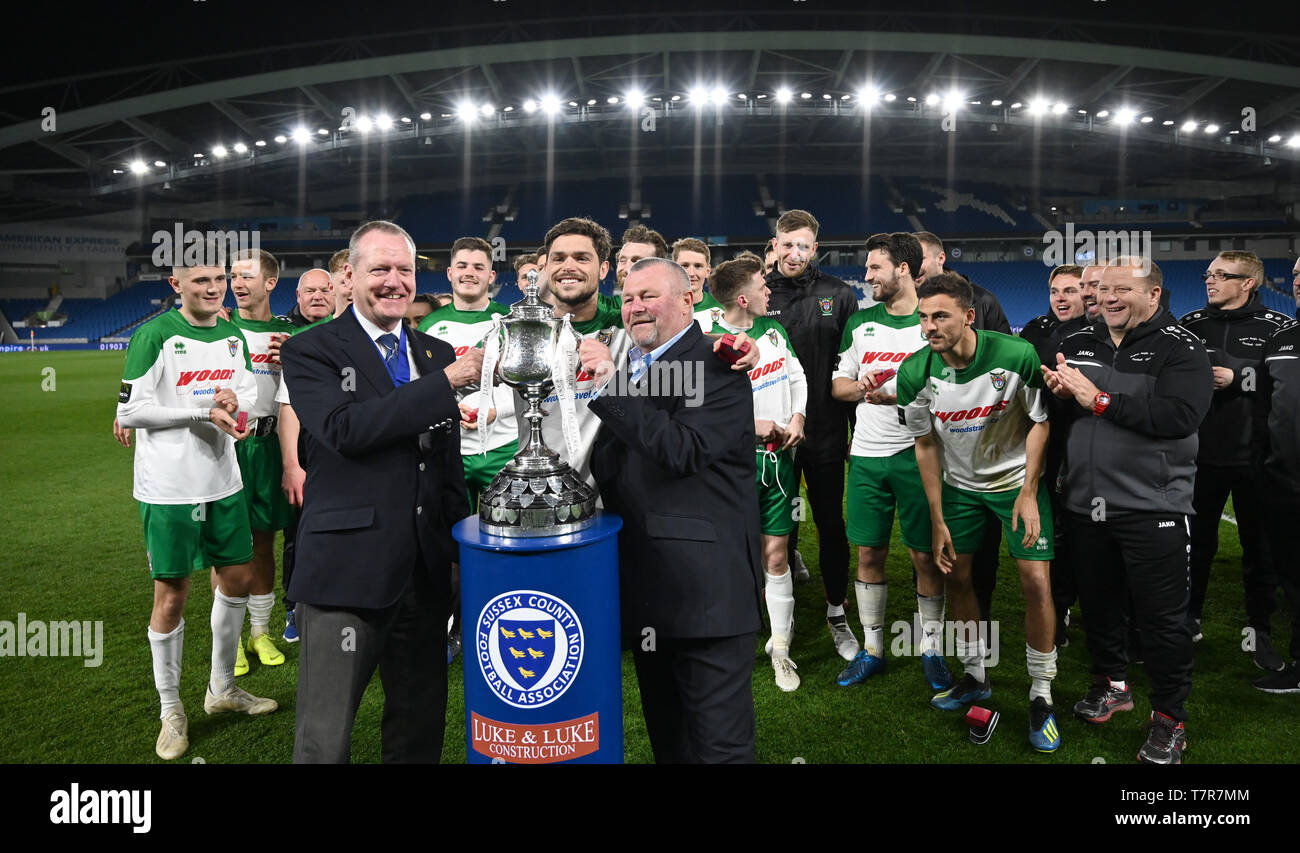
<box><xmin>582</xmin><ymin>257</ymin><xmax>764</xmax><ymax>763</ymax></box>
<box><xmin>281</xmin><ymin>221</ymin><xmax>477</xmax><ymax>763</ymax></box>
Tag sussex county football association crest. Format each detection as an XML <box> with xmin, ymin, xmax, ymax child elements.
<box><xmin>478</xmin><ymin>590</ymin><xmax>584</xmax><ymax>709</ymax></box>
<box><xmin>819</xmin><ymin>297</ymin><xmax>833</xmax><ymax>316</ymax></box>
<box><xmin>227</xmin><ymin>337</ymin><xmax>240</xmax><ymax>357</ymax></box>
<box><xmin>710</xmin><ymin>307</ymin><xmax>722</xmax><ymax>325</ymax></box>
<box><xmin>989</xmin><ymin>369</ymin><xmax>1007</xmax><ymax>391</ymax></box>
<box><xmin>766</xmin><ymin>328</ymin><xmax>780</xmax><ymax>348</ymax></box>
<box><xmin>597</xmin><ymin>330</ymin><xmax>612</xmax><ymax>347</ymax></box>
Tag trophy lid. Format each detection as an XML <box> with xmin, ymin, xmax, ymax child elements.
<box><xmin>506</xmin><ymin>269</ymin><xmax>554</xmax><ymax>322</ymax></box>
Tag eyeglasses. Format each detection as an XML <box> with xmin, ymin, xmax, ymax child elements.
<box><xmin>1201</xmin><ymin>271</ymin><xmax>1249</xmax><ymax>282</ymax></box>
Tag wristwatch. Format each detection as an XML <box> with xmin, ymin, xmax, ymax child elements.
<box><xmin>1092</xmin><ymin>392</ymin><xmax>1111</xmax><ymax>416</ymax></box>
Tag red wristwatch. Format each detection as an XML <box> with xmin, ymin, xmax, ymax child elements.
<box><xmin>1092</xmin><ymin>392</ymin><xmax>1111</xmax><ymax>416</ymax></box>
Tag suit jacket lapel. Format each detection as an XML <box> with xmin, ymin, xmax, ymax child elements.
<box><xmin>660</xmin><ymin>323</ymin><xmax>704</xmax><ymax>363</ymax></box>
<box><xmin>336</xmin><ymin>308</ymin><xmax>395</xmax><ymax>395</ymax></box>
<box><xmin>410</xmin><ymin>329</ymin><xmax>441</xmax><ymax>376</ymax></box>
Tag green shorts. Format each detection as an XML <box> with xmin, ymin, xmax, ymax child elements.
<box><xmin>464</xmin><ymin>440</ymin><xmax>519</xmax><ymax>513</ymax></box>
<box><xmin>755</xmin><ymin>447</ymin><xmax>796</xmax><ymax>536</ymax></box>
<box><xmin>140</xmin><ymin>492</ymin><xmax>254</xmax><ymax>579</ymax></box>
<box><xmin>235</xmin><ymin>433</ymin><xmax>292</xmax><ymax>532</ymax></box>
<box><xmin>940</xmin><ymin>478</ymin><xmax>1054</xmax><ymax>561</ymax></box>
<box><xmin>846</xmin><ymin>448</ymin><xmax>933</xmax><ymax>551</ymax></box>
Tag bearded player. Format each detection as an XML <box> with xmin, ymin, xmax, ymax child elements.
<box><xmin>832</xmin><ymin>233</ymin><xmax>952</xmax><ymax>692</ymax></box>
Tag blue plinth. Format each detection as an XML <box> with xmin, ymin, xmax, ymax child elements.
<box><xmin>453</xmin><ymin>512</ymin><xmax>623</xmax><ymax>764</ymax></box>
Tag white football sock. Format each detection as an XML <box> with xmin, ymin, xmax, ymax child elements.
<box><xmin>210</xmin><ymin>588</ymin><xmax>248</xmax><ymax>694</ymax></box>
<box><xmin>826</xmin><ymin>602</ymin><xmax>846</xmax><ymax>619</ymax></box>
<box><xmin>917</xmin><ymin>593</ymin><xmax>945</xmax><ymax>656</ymax></box>
<box><xmin>148</xmin><ymin>619</ymin><xmax>184</xmax><ymax>717</ymax></box>
<box><xmin>956</xmin><ymin>635</ymin><xmax>986</xmax><ymax>683</ymax></box>
<box><xmin>854</xmin><ymin>581</ymin><xmax>887</xmax><ymax>656</ymax></box>
<box><xmin>1110</xmin><ymin>678</ymin><xmax>1128</xmax><ymax>691</ymax></box>
<box><xmin>765</xmin><ymin>571</ymin><xmax>795</xmax><ymax>653</ymax></box>
<box><xmin>247</xmin><ymin>592</ymin><xmax>274</xmax><ymax>637</ymax></box>
<box><xmin>1026</xmin><ymin>643</ymin><xmax>1058</xmax><ymax>704</ymax></box>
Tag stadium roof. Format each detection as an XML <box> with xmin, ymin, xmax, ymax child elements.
<box><xmin>2</xmin><ymin>1</ymin><xmax>1297</xmax><ymax>224</ymax></box>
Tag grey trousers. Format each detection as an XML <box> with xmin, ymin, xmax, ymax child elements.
<box><xmin>292</xmin><ymin>569</ymin><xmax>448</xmax><ymax>763</ymax></box>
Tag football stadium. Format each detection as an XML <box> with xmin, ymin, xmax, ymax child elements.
<box><xmin>1</xmin><ymin>0</ymin><xmax>1298</xmax><ymax>793</ymax></box>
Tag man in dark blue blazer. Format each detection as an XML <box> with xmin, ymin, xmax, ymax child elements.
<box><xmin>583</xmin><ymin>257</ymin><xmax>764</xmax><ymax>763</ymax></box>
<box><xmin>281</xmin><ymin>221</ymin><xmax>477</xmax><ymax>763</ymax></box>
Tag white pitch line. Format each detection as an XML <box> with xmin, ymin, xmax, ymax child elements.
<box><xmin>1221</xmin><ymin>513</ymin><xmax>1238</xmax><ymax>526</ymax></box>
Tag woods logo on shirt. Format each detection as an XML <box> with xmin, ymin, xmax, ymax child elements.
<box><xmin>861</xmin><ymin>351</ymin><xmax>911</xmax><ymax>365</ymax></box>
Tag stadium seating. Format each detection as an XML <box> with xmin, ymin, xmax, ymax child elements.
<box><xmin>910</xmin><ymin>181</ymin><xmax>1042</xmax><ymax>235</ymax></box>
<box><xmin>0</xmin><ymin>298</ymin><xmax>51</xmax><ymax>325</ymax></box>
<box><xmin>3</xmin><ymin>282</ymin><xmax>174</xmax><ymax>340</ymax></box>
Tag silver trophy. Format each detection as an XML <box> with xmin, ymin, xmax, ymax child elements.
<box><xmin>477</xmin><ymin>271</ymin><xmax>599</xmax><ymax>536</ymax></box>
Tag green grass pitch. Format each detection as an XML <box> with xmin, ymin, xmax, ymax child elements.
<box><xmin>1</xmin><ymin>350</ymin><xmax>1296</xmax><ymax>763</ymax></box>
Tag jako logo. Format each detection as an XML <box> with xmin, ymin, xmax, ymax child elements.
<box><xmin>748</xmin><ymin>358</ymin><xmax>785</xmax><ymax>381</ymax></box>
<box><xmin>860</xmin><ymin>351</ymin><xmax>910</xmax><ymax>365</ymax></box>
<box><xmin>176</xmin><ymin>369</ymin><xmax>235</xmax><ymax>386</ymax></box>
<box><xmin>50</xmin><ymin>783</ymin><xmax>151</xmax><ymax>834</ymax></box>
<box><xmin>935</xmin><ymin>400</ymin><xmax>1009</xmax><ymax>423</ymax></box>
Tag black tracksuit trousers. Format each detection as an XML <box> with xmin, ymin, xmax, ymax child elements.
<box><xmin>1261</xmin><ymin>471</ymin><xmax>1300</xmax><ymax>659</ymax></box>
<box><xmin>790</xmin><ymin>456</ymin><xmax>849</xmax><ymax>608</ymax></box>
<box><xmin>1188</xmin><ymin>464</ymin><xmax>1277</xmax><ymax>631</ymax></box>
<box><xmin>1066</xmin><ymin>510</ymin><xmax>1194</xmax><ymax>721</ymax></box>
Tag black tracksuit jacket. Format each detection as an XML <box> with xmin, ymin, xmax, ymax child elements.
<box><xmin>1022</xmin><ymin>313</ymin><xmax>1089</xmax><ymax>491</ymax></box>
<box><xmin>1054</xmin><ymin>309</ymin><xmax>1213</xmax><ymax>517</ymax></box>
<box><xmin>1255</xmin><ymin>321</ymin><xmax>1300</xmax><ymax>487</ymax></box>
<box><xmin>1178</xmin><ymin>294</ymin><xmax>1291</xmax><ymax>468</ymax></box>
<box><xmin>764</xmin><ymin>261</ymin><xmax>857</xmax><ymax>466</ymax></box>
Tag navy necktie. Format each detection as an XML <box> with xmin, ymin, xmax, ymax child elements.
<box><xmin>378</xmin><ymin>332</ymin><xmax>399</xmax><ymax>376</ymax></box>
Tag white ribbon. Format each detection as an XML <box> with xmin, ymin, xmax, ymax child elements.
<box><xmin>552</xmin><ymin>317</ymin><xmax>582</xmax><ymax>466</ymax></box>
<box><xmin>477</xmin><ymin>316</ymin><xmax>502</xmax><ymax>457</ymax></box>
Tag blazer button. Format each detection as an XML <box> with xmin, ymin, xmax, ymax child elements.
<box><xmin>416</xmin><ymin>505</ymin><xmax>423</xmax><ymax>515</ymax></box>
<box><xmin>419</xmin><ymin>462</ymin><xmax>426</xmax><ymax>472</ymax></box>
